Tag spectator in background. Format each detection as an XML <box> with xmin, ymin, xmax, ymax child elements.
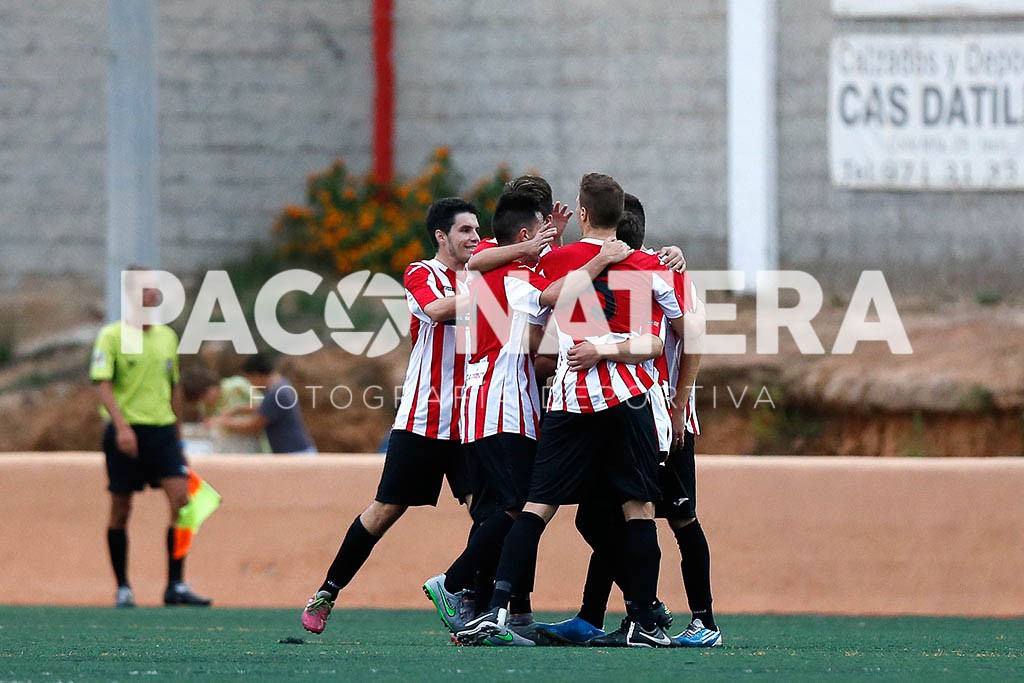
<box><xmin>209</xmin><ymin>354</ymin><xmax>317</xmax><ymax>455</ymax></box>
<box><xmin>183</xmin><ymin>367</ymin><xmax>267</xmax><ymax>454</ymax></box>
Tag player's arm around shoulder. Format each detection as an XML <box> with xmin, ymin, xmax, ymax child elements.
<box><xmin>404</xmin><ymin>261</ymin><xmax>464</xmax><ymax>324</ymax></box>
<box><xmin>566</xmin><ymin>334</ymin><xmax>665</xmax><ymax>372</ymax></box>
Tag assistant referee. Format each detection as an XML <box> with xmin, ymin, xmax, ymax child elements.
<box><xmin>90</xmin><ymin>278</ymin><xmax>211</xmax><ymax>607</ymax></box>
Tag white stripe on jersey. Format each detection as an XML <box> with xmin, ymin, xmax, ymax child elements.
<box><xmin>651</xmin><ymin>279</ymin><xmax>701</xmax><ymax>451</ymax></box>
<box><xmin>393</xmin><ymin>259</ymin><xmax>466</xmax><ymax>440</ymax></box>
<box><xmin>460</xmin><ymin>274</ymin><xmax>545</xmax><ymax>443</ymax></box>
<box><xmin>546</xmin><ymin>270</ymin><xmax>680</xmax><ymax>414</ymax></box>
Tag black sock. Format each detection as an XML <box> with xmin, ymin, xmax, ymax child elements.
<box><xmin>574</xmin><ymin>504</ymin><xmax>620</xmax><ymax>628</ymax></box>
<box><xmin>489</xmin><ymin>511</ymin><xmax>546</xmax><ymax>611</ymax></box>
<box><xmin>509</xmin><ymin>593</ymin><xmax>532</xmax><ymax>616</ymax></box>
<box><xmin>107</xmin><ymin>528</ymin><xmax>128</xmax><ymax>587</ymax></box>
<box><xmin>673</xmin><ymin>520</ymin><xmax>716</xmax><ymax>630</ymax></box>
<box><xmin>166</xmin><ymin>527</ymin><xmax>183</xmax><ymax>585</ymax></box>
<box><xmin>444</xmin><ymin>512</ymin><xmax>514</xmax><ymax>593</ymax></box>
<box><xmin>576</xmin><ymin>551</ymin><xmax>614</xmax><ymax>629</ymax></box>
<box><xmin>319</xmin><ymin>516</ymin><xmax>380</xmax><ymax>599</ymax></box>
<box><xmin>622</xmin><ymin>519</ymin><xmax>660</xmax><ymax>630</ymax></box>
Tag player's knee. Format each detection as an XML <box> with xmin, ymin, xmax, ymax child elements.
<box><xmin>522</xmin><ymin>502</ymin><xmax>555</xmax><ymax>524</ymax></box>
<box><xmin>109</xmin><ymin>495</ymin><xmax>132</xmax><ymax>528</ymax></box>
<box><xmin>363</xmin><ymin>501</ymin><xmax>406</xmax><ymax>535</ymax></box>
<box><xmin>669</xmin><ymin>516</ymin><xmax>697</xmax><ymax>531</ymax></box>
<box><xmin>621</xmin><ymin>499</ymin><xmax>655</xmax><ymax>521</ymax></box>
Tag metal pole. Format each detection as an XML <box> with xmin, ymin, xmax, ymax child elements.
<box><xmin>727</xmin><ymin>0</ymin><xmax>778</xmax><ymax>292</ymax></box>
<box><xmin>106</xmin><ymin>0</ymin><xmax>160</xmax><ymax>321</ymax></box>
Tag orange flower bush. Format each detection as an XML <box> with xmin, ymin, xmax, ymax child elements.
<box><xmin>274</xmin><ymin>148</ymin><xmax>513</xmax><ymax>277</ymax></box>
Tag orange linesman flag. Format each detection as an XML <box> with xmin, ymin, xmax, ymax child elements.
<box><xmin>173</xmin><ymin>469</ymin><xmax>222</xmax><ymax>560</ymax></box>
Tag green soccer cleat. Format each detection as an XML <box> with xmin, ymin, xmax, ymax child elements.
<box><xmin>423</xmin><ymin>574</ymin><xmax>475</xmax><ymax>634</ymax></box>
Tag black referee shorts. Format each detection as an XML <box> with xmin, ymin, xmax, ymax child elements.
<box><xmin>654</xmin><ymin>431</ymin><xmax>697</xmax><ymax>519</ymax></box>
<box><xmin>103</xmin><ymin>423</ymin><xmax>188</xmax><ymax>494</ymax></box>
<box><xmin>375</xmin><ymin>429</ymin><xmax>470</xmax><ymax>507</ymax></box>
<box><xmin>464</xmin><ymin>433</ymin><xmax>536</xmax><ymax>522</ymax></box>
<box><xmin>528</xmin><ymin>393</ymin><xmax>662</xmax><ymax>507</ymax></box>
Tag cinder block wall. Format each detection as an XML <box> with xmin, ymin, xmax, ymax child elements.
<box><xmin>2</xmin><ymin>0</ymin><xmax>1022</xmax><ymax>292</ymax></box>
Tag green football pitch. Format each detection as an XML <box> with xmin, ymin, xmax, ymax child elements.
<box><xmin>1</xmin><ymin>607</ymin><xmax>1020</xmax><ymax>680</ymax></box>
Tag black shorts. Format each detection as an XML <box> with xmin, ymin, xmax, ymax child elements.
<box><xmin>464</xmin><ymin>433</ymin><xmax>536</xmax><ymax>521</ymax></box>
<box><xmin>528</xmin><ymin>394</ymin><xmax>662</xmax><ymax>506</ymax></box>
<box><xmin>655</xmin><ymin>431</ymin><xmax>697</xmax><ymax>519</ymax></box>
<box><xmin>375</xmin><ymin>430</ymin><xmax>470</xmax><ymax>507</ymax></box>
<box><xmin>103</xmin><ymin>423</ymin><xmax>188</xmax><ymax>494</ymax></box>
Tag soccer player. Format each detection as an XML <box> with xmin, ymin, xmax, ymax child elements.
<box><xmin>301</xmin><ymin>197</ymin><xmax>480</xmax><ymax>634</ymax></box>
<box><xmin>539</xmin><ymin>197</ymin><xmax>719</xmax><ymax>647</ymax></box>
<box><xmin>470</xmin><ymin>175</ymin><xmax>688</xmax><ymax>277</ymax></box>
<box><xmin>422</xmin><ymin>191</ymin><xmax>633</xmax><ymax>643</ymax></box>
<box><xmin>90</xmin><ymin>273</ymin><xmax>211</xmax><ymax>607</ymax></box>
<box><xmin>467</xmin><ymin>175</ymin><xmax>565</xmax><ymax>272</ymax></box>
<box><xmin>458</xmin><ymin>173</ymin><xmax>690</xmax><ymax>648</ymax></box>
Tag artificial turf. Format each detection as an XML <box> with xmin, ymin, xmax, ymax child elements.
<box><xmin>1</xmin><ymin>607</ymin><xmax>1020</xmax><ymax>681</ymax></box>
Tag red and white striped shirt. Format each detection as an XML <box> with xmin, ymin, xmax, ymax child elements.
<box><xmin>650</xmin><ymin>269</ymin><xmax>701</xmax><ymax>451</ymax></box>
<box><xmin>460</xmin><ymin>262</ymin><xmax>550</xmax><ymax>443</ymax></box>
<box><xmin>539</xmin><ymin>238</ymin><xmax>682</xmax><ymax>414</ymax></box>
<box><xmin>393</xmin><ymin>259</ymin><xmax>466</xmax><ymax>440</ymax></box>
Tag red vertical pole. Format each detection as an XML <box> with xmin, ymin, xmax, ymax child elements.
<box><xmin>372</xmin><ymin>0</ymin><xmax>395</xmax><ymax>184</ymax></box>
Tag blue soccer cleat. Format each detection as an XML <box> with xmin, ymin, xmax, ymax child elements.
<box><xmin>671</xmin><ymin>618</ymin><xmax>722</xmax><ymax>647</ymax></box>
<box><xmin>534</xmin><ymin>616</ymin><xmax>605</xmax><ymax>645</ymax></box>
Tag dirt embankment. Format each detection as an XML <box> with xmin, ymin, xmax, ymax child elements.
<box><xmin>1</xmin><ymin>290</ymin><xmax>1022</xmax><ymax>456</ymax></box>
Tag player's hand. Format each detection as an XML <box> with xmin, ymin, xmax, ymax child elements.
<box><xmin>599</xmin><ymin>237</ymin><xmax>632</xmax><ymax>264</ymax></box>
<box><xmin>116</xmin><ymin>425</ymin><xmax>138</xmax><ymax>458</ymax></box>
<box><xmin>670</xmin><ymin>411</ymin><xmax>686</xmax><ymax>452</ymax></box>
<box><xmin>567</xmin><ymin>341</ymin><xmax>601</xmax><ymax>371</ymax></box>
<box><xmin>521</xmin><ymin>227</ymin><xmax>558</xmax><ymax>263</ymax></box>
<box><xmin>549</xmin><ymin>201</ymin><xmax>573</xmax><ymax>242</ymax></box>
<box><xmin>658</xmin><ymin>245</ymin><xmax>686</xmax><ymax>273</ymax></box>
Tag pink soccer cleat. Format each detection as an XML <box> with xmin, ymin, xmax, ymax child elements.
<box><xmin>302</xmin><ymin>590</ymin><xmax>335</xmax><ymax>634</ymax></box>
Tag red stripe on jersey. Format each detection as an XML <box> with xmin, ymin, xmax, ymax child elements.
<box><xmin>634</xmin><ymin>362</ymin><xmax>653</xmax><ymax>388</ymax></box>
<box><xmin>448</xmin><ymin>270</ymin><xmax>465</xmax><ymax>438</ymax></box>
<box><xmin>425</xmin><ymin>322</ymin><xmax>444</xmax><ymax>438</ymax></box>
<box><xmin>404</xmin><ymin>317</ymin><xmax>423</xmax><ymax>432</ymax></box>
<box><xmin>575</xmin><ymin>368</ymin><xmax>594</xmax><ymax>412</ymax></box>
<box><xmin>596</xmin><ymin>362</ymin><xmax>616</xmax><ymax>406</ymax></box>
<box><xmin>615</xmin><ymin>362</ymin><xmax>640</xmax><ymax>395</ymax></box>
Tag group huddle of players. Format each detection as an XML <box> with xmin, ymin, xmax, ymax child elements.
<box><xmin>300</xmin><ymin>172</ymin><xmax>721</xmax><ymax>648</ymax></box>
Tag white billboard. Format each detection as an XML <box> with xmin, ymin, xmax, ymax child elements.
<box><xmin>834</xmin><ymin>0</ymin><xmax>1024</xmax><ymax>16</ymax></box>
<box><xmin>830</xmin><ymin>34</ymin><xmax>1024</xmax><ymax>190</ymax></box>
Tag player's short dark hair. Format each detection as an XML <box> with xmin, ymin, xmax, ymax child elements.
<box><xmin>503</xmin><ymin>175</ymin><xmax>553</xmax><ymax>217</ymax></box>
<box><xmin>492</xmin><ymin>192</ymin><xmax>543</xmax><ymax>246</ymax></box>
<box><xmin>623</xmin><ymin>192</ymin><xmax>645</xmax><ymax>229</ymax></box>
<box><xmin>425</xmin><ymin>197</ymin><xmax>479</xmax><ymax>247</ymax></box>
<box><xmin>616</xmin><ymin>211</ymin><xmax>646</xmax><ymax>250</ymax></box>
<box><xmin>242</xmin><ymin>353</ymin><xmax>275</xmax><ymax>376</ymax></box>
<box><xmin>579</xmin><ymin>173</ymin><xmax>624</xmax><ymax>229</ymax></box>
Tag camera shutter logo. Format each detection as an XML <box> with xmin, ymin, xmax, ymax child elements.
<box><xmin>324</xmin><ymin>271</ymin><xmax>410</xmax><ymax>357</ymax></box>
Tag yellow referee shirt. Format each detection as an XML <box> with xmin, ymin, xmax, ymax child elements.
<box><xmin>89</xmin><ymin>322</ymin><xmax>180</xmax><ymax>426</ymax></box>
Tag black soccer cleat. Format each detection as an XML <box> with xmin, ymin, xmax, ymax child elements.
<box><xmin>164</xmin><ymin>582</ymin><xmax>212</xmax><ymax>606</ymax></box>
<box><xmin>588</xmin><ymin>617</ymin><xmax>673</xmax><ymax>648</ymax></box>
<box><xmin>653</xmin><ymin>600</ymin><xmax>673</xmax><ymax>630</ymax></box>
